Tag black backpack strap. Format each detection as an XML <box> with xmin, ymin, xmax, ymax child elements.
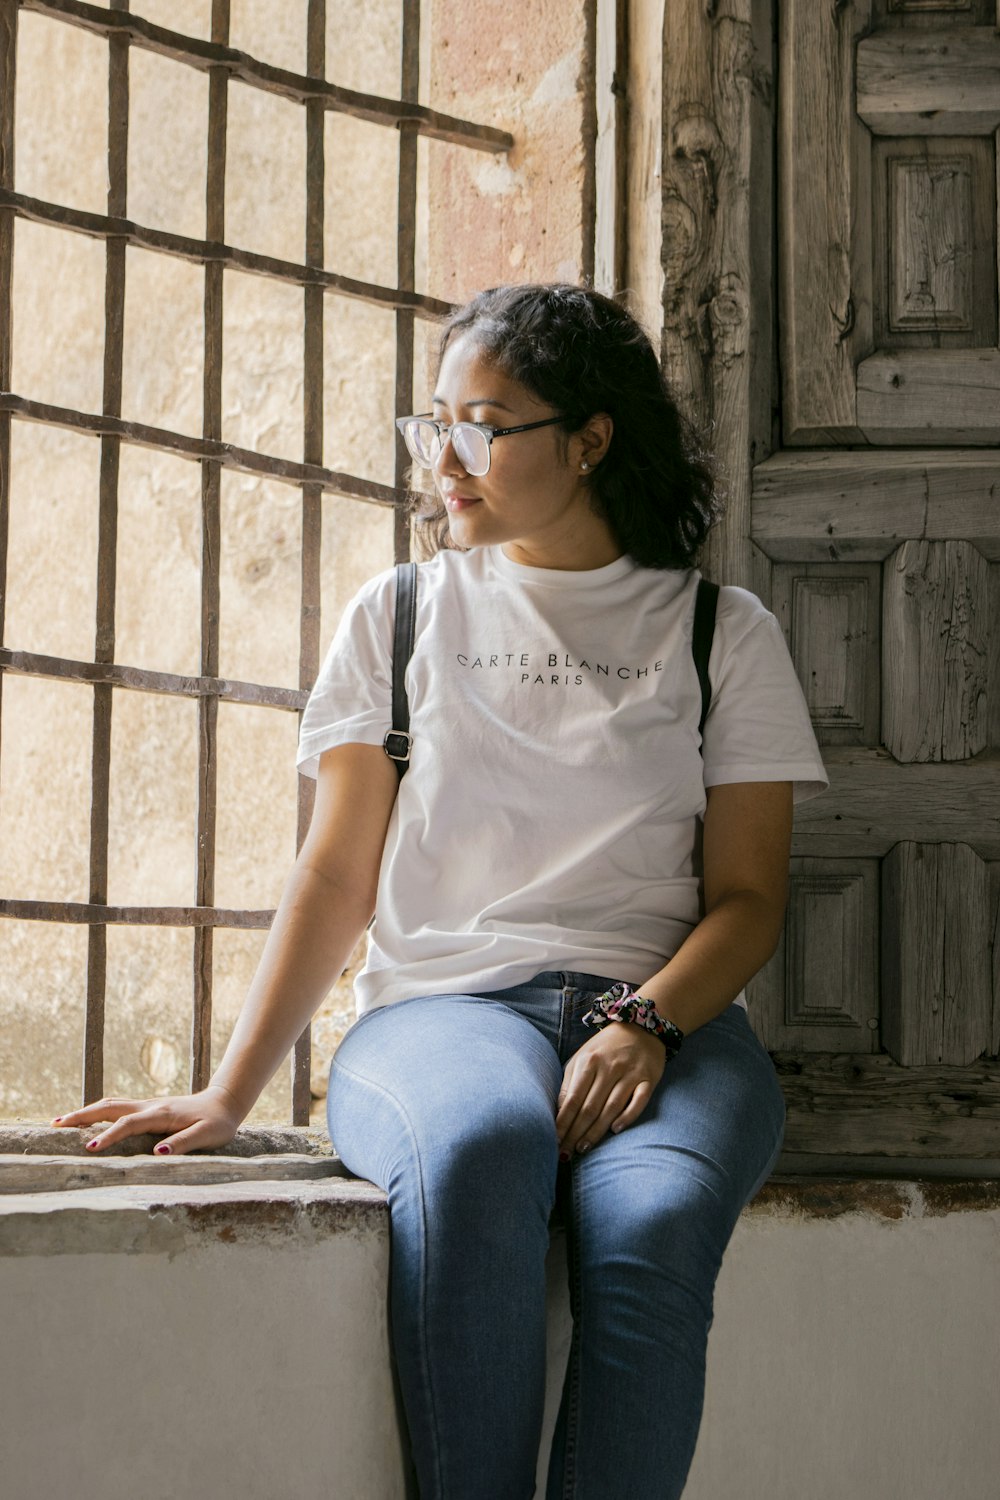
<box><xmin>383</xmin><ymin>561</ymin><xmax>418</xmax><ymax>779</ymax></box>
<box><xmin>692</xmin><ymin>577</ymin><xmax>719</xmax><ymax>749</ymax></box>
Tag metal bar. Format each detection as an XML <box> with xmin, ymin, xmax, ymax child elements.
<box><xmin>579</xmin><ymin>0</ymin><xmax>597</xmax><ymax>290</ymax></box>
<box><xmin>0</xmin><ymin>898</ymin><xmax>273</xmax><ymax>927</ymax></box>
<box><xmin>190</xmin><ymin>0</ymin><xmax>229</xmax><ymax>1097</ymax></box>
<box><xmin>0</xmin><ymin>648</ymin><xmax>308</xmax><ymax>709</ymax></box>
<box><xmin>0</xmin><ymin>188</ymin><xmax>455</xmax><ymax>317</ymax></box>
<box><xmin>84</xmin><ymin>8</ymin><xmax>129</xmax><ymax>1106</ymax></box>
<box><xmin>19</xmin><ymin>0</ymin><xmax>513</xmax><ymax>152</ymax></box>
<box><xmin>191</xmin><ymin>512</ymin><xmax>220</xmax><ymax>1092</ymax></box>
<box><xmin>0</xmin><ymin>394</ymin><xmax>403</xmax><ymax>504</ymax></box>
<box><xmin>289</xmin><ymin>0</ymin><xmax>328</xmax><ymax>1127</ymax></box>
<box><xmin>393</xmin><ymin>0</ymin><xmax>419</xmax><ymax>566</ymax></box>
<box><xmin>191</xmin><ymin>688</ymin><xmax>217</xmax><ymax>1089</ymax></box>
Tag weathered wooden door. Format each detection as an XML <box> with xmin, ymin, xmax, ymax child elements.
<box><xmin>751</xmin><ymin>0</ymin><xmax>999</xmax><ymax>1167</ymax></box>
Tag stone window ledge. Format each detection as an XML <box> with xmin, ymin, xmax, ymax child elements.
<box><xmin>3</xmin><ymin>1125</ymin><xmax>1000</xmax><ymax>1254</ymax></box>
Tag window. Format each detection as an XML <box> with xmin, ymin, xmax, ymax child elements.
<box><xmin>0</xmin><ymin>0</ymin><xmax>519</xmax><ymax>1124</ymax></box>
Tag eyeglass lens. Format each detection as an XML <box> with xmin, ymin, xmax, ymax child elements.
<box><xmin>403</xmin><ymin>420</ymin><xmax>490</xmax><ymax>476</ymax></box>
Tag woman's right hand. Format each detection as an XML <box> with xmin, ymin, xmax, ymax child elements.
<box><xmin>50</xmin><ymin>1082</ymin><xmax>246</xmax><ymax>1156</ymax></box>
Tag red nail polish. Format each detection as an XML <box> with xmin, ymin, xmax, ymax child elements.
<box><xmin>559</xmin><ymin>1151</ymin><xmax>570</xmax><ymax>1163</ymax></box>
<box><xmin>154</xmin><ymin>1144</ymin><xmax>171</xmax><ymax>1155</ymax></box>
<box><xmin>86</xmin><ymin>1140</ymin><xmax>98</xmax><ymax>1150</ymax></box>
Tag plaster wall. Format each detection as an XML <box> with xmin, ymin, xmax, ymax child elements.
<box><xmin>3</xmin><ymin>1176</ymin><xmax>997</xmax><ymax>1500</ymax></box>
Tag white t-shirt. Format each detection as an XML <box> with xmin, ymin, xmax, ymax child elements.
<box><xmin>298</xmin><ymin>545</ymin><xmax>829</xmax><ymax>1014</ymax></box>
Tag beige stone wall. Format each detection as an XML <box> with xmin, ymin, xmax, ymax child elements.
<box><xmin>4</xmin><ymin>1168</ymin><xmax>999</xmax><ymax>1500</ymax></box>
<box><xmin>0</xmin><ymin>1</ymin><xmax>591</xmax><ymax>1123</ymax></box>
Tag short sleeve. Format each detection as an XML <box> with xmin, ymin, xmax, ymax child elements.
<box><xmin>701</xmin><ymin>592</ymin><xmax>830</xmax><ymax>805</ymax></box>
<box><xmin>296</xmin><ymin>571</ymin><xmax>395</xmax><ymax>780</ymax></box>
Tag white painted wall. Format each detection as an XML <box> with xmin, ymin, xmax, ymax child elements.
<box><xmin>3</xmin><ymin>1180</ymin><xmax>998</xmax><ymax>1500</ymax></box>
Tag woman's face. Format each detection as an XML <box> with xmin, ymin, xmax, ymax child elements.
<box><xmin>428</xmin><ymin>331</ymin><xmax>617</xmax><ymax>569</ymax></box>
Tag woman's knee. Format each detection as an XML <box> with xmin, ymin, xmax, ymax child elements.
<box><xmin>328</xmin><ymin>1030</ymin><xmax>560</xmax><ymax>1207</ymax></box>
<box><xmin>434</xmin><ymin>1098</ymin><xmax>563</xmax><ymax>1188</ymax></box>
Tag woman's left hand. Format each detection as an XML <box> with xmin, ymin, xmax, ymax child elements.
<box><xmin>556</xmin><ymin>1022</ymin><xmax>666</xmax><ymax>1158</ymax></box>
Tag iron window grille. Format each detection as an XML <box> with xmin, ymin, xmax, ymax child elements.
<box><xmin>0</xmin><ymin>0</ymin><xmax>512</xmax><ymax>1122</ymax></box>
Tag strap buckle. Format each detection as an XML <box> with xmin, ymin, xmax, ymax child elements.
<box><xmin>383</xmin><ymin>729</ymin><xmax>412</xmax><ymax>763</ymax></box>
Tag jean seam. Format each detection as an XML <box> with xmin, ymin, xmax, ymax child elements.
<box><xmin>329</xmin><ymin>1053</ymin><xmax>443</xmax><ymax>1499</ymax></box>
<box><xmin>560</xmin><ymin>1156</ymin><xmax>585</xmax><ymax>1500</ymax></box>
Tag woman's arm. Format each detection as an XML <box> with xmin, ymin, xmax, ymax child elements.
<box><xmin>628</xmin><ymin>779</ymin><xmax>793</xmax><ymax>1037</ymax></box>
<box><xmin>556</xmin><ymin>781</ymin><xmax>793</xmax><ymax>1156</ymax></box>
<box><xmin>52</xmin><ymin>743</ymin><xmax>399</xmax><ymax>1154</ymax></box>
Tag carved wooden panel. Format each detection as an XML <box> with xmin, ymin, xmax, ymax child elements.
<box><xmin>771</xmin><ymin>564</ymin><xmax>881</xmax><ymax>746</ymax></box>
<box><xmin>750</xmin><ymin>858</ymin><xmax>879</xmax><ymax>1053</ymax></box>
<box><xmin>872</xmin><ymin>137</ymin><xmax>997</xmax><ymax>349</ymax></box>
<box><xmin>881</xmin><ymin>841</ymin><xmax>992</xmax><ymax>1064</ymax></box>
<box><xmin>779</xmin><ymin>2</ymin><xmax>1000</xmax><ymax>443</ymax></box>
<box><xmin>761</xmin><ymin>2</ymin><xmax>1000</xmax><ymax>1162</ymax></box>
<box><xmin>882</xmin><ymin>539</ymin><xmax>990</xmax><ymax>761</ymax></box>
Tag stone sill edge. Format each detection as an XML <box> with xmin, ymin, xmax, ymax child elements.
<box><xmin>7</xmin><ymin>1126</ymin><xmax>1000</xmax><ymax>1180</ymax></box>
<box><xmin>0</xmin><ymin>1122</ymin><xmax>335</xmax><ymax>1159</ymax></box>
<box><xmin>2</xmin><ymin>1129</ymin><xmax>1000</xmax><ymax>1223</ymax></box>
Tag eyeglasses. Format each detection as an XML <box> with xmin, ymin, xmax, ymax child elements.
<box><xmin>395</xmin><ymin>413</ymin><xmax>566</xmax><ymax>478</ymax></box>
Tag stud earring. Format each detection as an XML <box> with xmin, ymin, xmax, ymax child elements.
<box><xmin>580</xmin><ymin>461</ymin><xmax>591</xmax><ymax>472</ymax></box>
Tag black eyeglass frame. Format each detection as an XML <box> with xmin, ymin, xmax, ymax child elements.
<box><xmin>394</xmin><ymin>413</ymin><xmax>567</xmax><ymax>475</ymax></box>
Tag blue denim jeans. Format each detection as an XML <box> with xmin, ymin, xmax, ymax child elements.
<box><xmin>327</xmin><ymin>971</ymin><xmax>786</xmax><ymax>1500</ymax></box>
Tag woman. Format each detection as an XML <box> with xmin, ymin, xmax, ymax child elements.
<box><xmin>55</xmin><ymin>284</ymin><xmax>829</xmax><ymax>1499</ymax></box>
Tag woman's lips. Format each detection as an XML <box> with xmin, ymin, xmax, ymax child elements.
<box><xmin>443</xmin><ymin>494</ymin><xmax>481</xmax><ymax>512</ymax></box>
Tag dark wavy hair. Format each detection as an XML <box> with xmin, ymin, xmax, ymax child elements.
<box><xmin>407</xmin><ymin>282</ymin><xmax>723</xmax><ymax>569</ymax></box>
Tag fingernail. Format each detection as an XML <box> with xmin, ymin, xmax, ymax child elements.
<box><xmin>154</xmin><ymin>1144</ymin><xmax>171</xmax><ymax>1155</ymax></box>
<box><xmin>52</xmin><ymin>1116</ymin><xmax>63</xmax><ymax>1124</ymax></box>
<box><xmin>577</xmin><ymin>1141</ymin><xmax>591</xmax><ymax>1154</ymax></box>
<box><xmin>86</xmin><ymin>1139</ymin><xmax>98</xmax><ymax>1150</ymax></box>
<box><xmin>559</xmin><ymin>1151</ymin><xmax>570</xmax><ymax>1164</ymax></box>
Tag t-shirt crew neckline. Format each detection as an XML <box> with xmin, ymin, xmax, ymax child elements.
<box><xmin>488</xmin><ymin>544</ymin><xmax>637</xmax><ymax>588</ymax></box>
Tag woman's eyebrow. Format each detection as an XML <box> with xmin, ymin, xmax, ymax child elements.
<box><xmin>430</xmin><ymin>395</ymin><xmax>514</xmax><ymax>411</ymax></box>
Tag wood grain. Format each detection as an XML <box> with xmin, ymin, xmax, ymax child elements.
<box><xmin>857</xmin><ymin>26</ymin><xmax>1000</xmax><ymax>135</ymax></box>
<box><xmin>752</xmin><ymin>449</ymin><xmax>1000</xmax><ymax>561</ymax></box>
<box><xmin>789</xmin><ymin>747</ymin><xmax>1000</xmax><ymax>858</ymax></box>
<box><xmin>858</xmin><ymin>350</ymin><xmax>1000</xmax><ymax>441</ymax></box>
<box><xmin>990</xmin><ymin>860</ymin><xmax>1000</xmax><ymax>1057</ymax></box>
<box><xmin>882</xmin><ymin>842</ymin><xmax>992</xmax><ymax>1065</ymax></box>
<box><xmin>661</xmin><ymin>0</ymin><xmax>774</xmax><ymax>592</ymax></box>
<box><xmin>773</xmin><ymin>1050</ymin><xmax>1000</xmax><ymax>1157</ymax></box>
<box><xmin>778</xmin><ymin>0</ymin><xmax>872</xmax><ymax>444</ymax></box>
<box><xmin>882</xmin><ymin>540</ymin><xmax>989</xmax><ymax>761</ymax></box>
